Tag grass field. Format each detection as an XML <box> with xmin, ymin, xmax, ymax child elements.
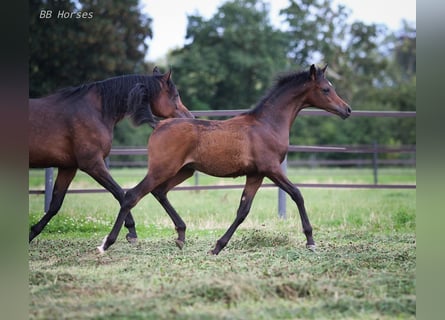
<box><xmin>29</xmin><ymin>167</ymin><xmax>416</xmax><ymax>319</ymax></box>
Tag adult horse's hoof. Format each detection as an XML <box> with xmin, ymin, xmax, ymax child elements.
<box><xmin>175</xmin><ymin>239</ymin><xmax>185</xmax><ymax>250</ymax></box>
<box><xmin>306</xmin><ymin>244</ymin><xmax>317</xmax><ymax>252</ymax></box>
<box><xmin>125</xmin><ymin>233</ymin><xmax>138</xmax><ymax>244</ymax></box>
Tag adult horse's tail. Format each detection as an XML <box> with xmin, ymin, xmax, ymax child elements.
<box><xmin>127</xmin><ymin>83</ymin><xmax>160</xmax><ymax>129</ymax></box>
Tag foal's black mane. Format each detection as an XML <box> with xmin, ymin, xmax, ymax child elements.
<box><xmin>247</xmin><ymin>68</ymin><xmax>324</xmax><ymax>116</ymax></box>
<box><xmin>56</xmin><ymin>74</ymin><xmax>169</xmax><ymax>123</ymax></box>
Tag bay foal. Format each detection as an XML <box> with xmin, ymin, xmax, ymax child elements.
<box><xmin>98</xmin><ymin>64</ymin><xmax>351</xmax><ymax>254</ymax></box>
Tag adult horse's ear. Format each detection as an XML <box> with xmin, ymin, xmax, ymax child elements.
<box><xmin>162</xmin><ymin>69</ymin><xmax>172</xmax><ymax>83</ymax></box>
<box><xmin>309</xmin><ymin>64</ymin><xmax>317</xmax><ymax>81</ymax></box>
<box><xmin>322</xmin><ymin>64</ymin><xmax>328</xmax><ymax>75</ymax></box>
<box><xmin>152</xmin><ymin>66</ymin><xmax>161</xmax><ymax>75</ymax></box>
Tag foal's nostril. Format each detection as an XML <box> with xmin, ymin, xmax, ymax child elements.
<box><xmin>347</xmin><ymin>106</ymin><xmax>352</xmax><ymax>114</ymax></box>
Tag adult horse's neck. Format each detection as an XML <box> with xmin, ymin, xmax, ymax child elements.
<box><xmin>96</xmin><ymin>74</ymin><xmax>162</xmax><ymax>126</ymax></box>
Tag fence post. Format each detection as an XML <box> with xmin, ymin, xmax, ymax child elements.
<box><xmin>104</xmin><ymin>156</ymin><xmax>110</xmax><ymax>169</ymax></box>
<box><xmin>194</xmin><ymin>171</ymin><xmax>199</xmax><ymax>186</ymax></box>
<box><xmin>278</xmin><ymin>156</ymin><xmax>287</xmax><ymax>219</ymax></box>
<box><xmin>44</xmin><ymin>167</ymin><xmax>54</xmax><ymax>212</ymax></box>
<box><xmin>372</xmin><ymin>141</ymin><xmax>378</xmax><ymax>185</ymax></box>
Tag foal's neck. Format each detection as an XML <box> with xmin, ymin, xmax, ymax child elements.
<box><xmin>256</xmin><ymin>87</ymin><xmax>309</xmax><ymax>135</ymax></box>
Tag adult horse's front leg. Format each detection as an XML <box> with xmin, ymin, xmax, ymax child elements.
<box><xmin>211</xmin><ymin>174</ymin><xmax>264</xmax><ymax>255</ymax></box>
<box><xmin>83</xmin><ymin>160</ymin><xmax>139</xmax><ymax>243</ymax></box>
<box><xmin>29</xmin><ymin>167</ymin><xmax>77</xmax><ymax>242</ymax></box>
<box><xmin>267</xmin><ymin>168</ymin><xmax>316</xmax><ymax>251</ymax></box>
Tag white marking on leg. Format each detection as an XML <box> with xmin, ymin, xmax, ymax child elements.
<box><xmin>96</xmin><ymin>236</ymin><xmax>107</xmax><ymax>254</ymax></box>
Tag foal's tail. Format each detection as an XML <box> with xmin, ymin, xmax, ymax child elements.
<box><xmin>127</xmin><ymin>83</ymin><xmax>160</xmax><ymax>129</ymax></box>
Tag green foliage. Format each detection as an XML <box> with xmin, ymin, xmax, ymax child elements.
<box><xmin>29</xmin><ymin>0</ymin><xmax>152</xmax><ymax>97</ymax></box>
<box><xmin>169</xmin><ymin>0</ymin><xmax>290</xmax><ymax>110</ymax></box>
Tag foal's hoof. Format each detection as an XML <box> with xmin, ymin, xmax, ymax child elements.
<box><xmin>125</xmin><ymin>233</ymin><xmax>138</xmax><ymax>244</ymax></box>
<box><xmin>96</xmin><ymin>246</ymin><xmax>105</xmax><ymax>255</ymax></box>
<box><xmin>96</xmin><ymin>236</ymin><xmax>107</xmax><ymax>254</ymax></box>
<box><xmin>306</xmin><ymin>244</ymin><xmax>317</xmax><ymax>252</ymax></box>
<box><xmin>175</xmin><ymin>239</ymin><xmax>185</xmax><ymax>250</ymax></box>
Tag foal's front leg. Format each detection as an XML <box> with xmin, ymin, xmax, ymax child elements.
<box><xmin>267</xmin><ymin>168</ymin><xmax>316</xmax><ymax>251</ymax></box>
<box><xmin>211</xmin><ymin>175</ymin><xmax>264</xmax><ymax>255</ymax></box>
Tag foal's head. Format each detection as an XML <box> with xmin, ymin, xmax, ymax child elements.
<box><xmin>152</xmin><ymin>68</ymin><xmax>194</xmax><ymax>119</ymax></box>
<box><xmin>305</xmin><ymin>64</ymin><xmax>351</xmax><ymax>119</ymax></box>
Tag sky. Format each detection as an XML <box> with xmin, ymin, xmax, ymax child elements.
<box><xmin>141</xmin><ymin>0</ymin><xmax>416</xmax><ymax>61</ymax></box>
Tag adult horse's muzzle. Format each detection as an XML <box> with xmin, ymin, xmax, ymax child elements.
<box><xmin>176</xmin><ymin>101</ymin><xmax>195</xmax><ymax>119</ymax></box>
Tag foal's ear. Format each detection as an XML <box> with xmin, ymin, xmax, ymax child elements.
<box><xmin>322</xmin><ymin>64</ymin><xmax>328</xmax><ymax>75</ymax></box>
<box><xmin>309</xmin><ymin>64</ymin><xmax>317</xmax><ymax>81</ymax></box>
<box><xmin>162</xmin><ymin>69</ymin><xmax>172</xmax><ymax>83</ymax></box>
<box><xmin>152</xmin><ymin>66</ymin><xmax>161</xmax><ymax>75</ymax></box>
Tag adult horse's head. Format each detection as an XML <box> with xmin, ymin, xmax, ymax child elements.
<box><xmin>127</xmin><ymin>67</ymin><xmax>194</xmax><ymax>128</ymax></box>
<box><xmin>152</xmin><ymin>67</ymin><xmax>194</xmax><ymax>119</ymax></box>
<box><xmin>305</xmin><ymin>64</ymin><xmax>351</xmax><ymax>119</ymax></box>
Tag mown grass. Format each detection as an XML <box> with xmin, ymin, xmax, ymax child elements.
<box><xmin>29</xmin><ymin>167</ymin><xmax>416</xmax><ymax>319</ymax></box>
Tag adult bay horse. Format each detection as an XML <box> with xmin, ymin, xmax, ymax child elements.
<box><xmin>98</xmin><ymin>64</ymin><xmax>351</xmax><ymax>254</ymax></box>
<box><xmin>29</xmin><ymin>67</ymin><xmax>194</xmax><ymax>242</ymax></box>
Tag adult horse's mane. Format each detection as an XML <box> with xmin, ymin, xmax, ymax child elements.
<box><xmin>55</xmin><ymin>74</ymin><xmax>167</xmax><ymax>124</ymax></box>
<box><xmin>247</xmin><ymin>68</ymin><xmax>324</xmax><ymax>116</ymax></box>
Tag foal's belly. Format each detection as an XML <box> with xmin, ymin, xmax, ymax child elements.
<box><xmin>192</xmin><ymin>159</ymin><xmax>252</xmax><ymax>178</ymax></box>
<box><xmin>193</xmin><ymin>132</ymin><xmax>255</xmax><ymax>177</ymax></box>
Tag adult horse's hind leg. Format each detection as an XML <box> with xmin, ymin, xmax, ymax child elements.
<box><xmin>151</xmin><ymin>168</ymin><xmax>195</xmax><ymax>249</ymax></box>
<box><xmin>29</xmin><ymin>167</ymin><xmax>77</xmax><ymax>242</ymax></box>
<box><xmin>266</xmin><ymin>168</ymin><xmax>316</xmax><ymax>251</ymax></box>
<box><xmin>83</xmin><ymin>160</ymin><xmax>139</xmax><ymax>243</ymax></box>
<box><xmin>211</xmin><ymin>174</ymin><xmax>264</xmax><ymax>255</ymax></box>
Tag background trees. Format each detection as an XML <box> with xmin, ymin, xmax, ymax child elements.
<box><xmin>29</xmin><ymin>0</ymin><xmax>416</xmax><ymax>158</ymax></box>
<box><xmin>169</xmin><ymin>0</ymin><xmax>290</xmax><ymax>110</ymax></box>
<box><xmin>29</xmin><ymin>0</ymin><xmax>152</xmax><ymax>97</ymax></box>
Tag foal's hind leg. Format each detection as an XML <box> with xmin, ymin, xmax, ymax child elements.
<box><xmin>267</xmin><ymin>168</ymin><xmax>316</xmax><ymax>251</ymax></box>
<box><xmin>29</xmin><ymin>168</ymin><xmax>77</xmax><ymax>242</ymax></box>
<box><xmin>151</xmin><ymin>168</ymin><xmax>195</xmax><ymax>249</ymax></box>
<box><xmin>83</xmin><ymin>160</ymin><xmax>139</xmax><ymax>243</ymax></box>
<box><xmin>98</xmin><ymin>173</ymin><xmax>160</xmax><ymax>252</ymax></box>
<box><xmin>211</xmin><ymin>174</ymin><xmax>264</xmax><ymax>255</ymax></box>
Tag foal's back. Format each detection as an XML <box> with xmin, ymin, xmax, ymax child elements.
<box><xmin>148</xmin><ymin>115</ymin><xmax>281</xmax><ymax>178</ymax></box>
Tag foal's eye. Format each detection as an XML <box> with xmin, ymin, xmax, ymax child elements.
<box><xmin>322</xmin><ymin>88</ymin><xmax>330</xmax><ymax>94</ymax></box>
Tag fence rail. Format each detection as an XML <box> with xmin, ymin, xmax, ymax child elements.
<box><xmin>191</xmin><ymin>109</ymin><xmax>416</xmax><ymax>118</ymax></box>
<box><xmin>108</xmin><ymin>144</ymin><xmax>416</xmax><ymax>156</ymax></box>
<box><xmin>29</xmin><ymin>109</ymin><xmax>416</xmax><ymax>215</ymax></box>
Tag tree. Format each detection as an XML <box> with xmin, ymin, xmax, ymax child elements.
<box><xmin>280</xmin><ymin>0</ymin><xmax>389</xmax><ymax>102</ymax></box>
<box><xmin>29</xmin><ymin>0</ymin><xmax>153</xmax><ymax>97</ymax></box>
<box><xmin>169</xmin><ymin>0</ymin><xmax>290</xmax><ymax>110</ymax></box>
